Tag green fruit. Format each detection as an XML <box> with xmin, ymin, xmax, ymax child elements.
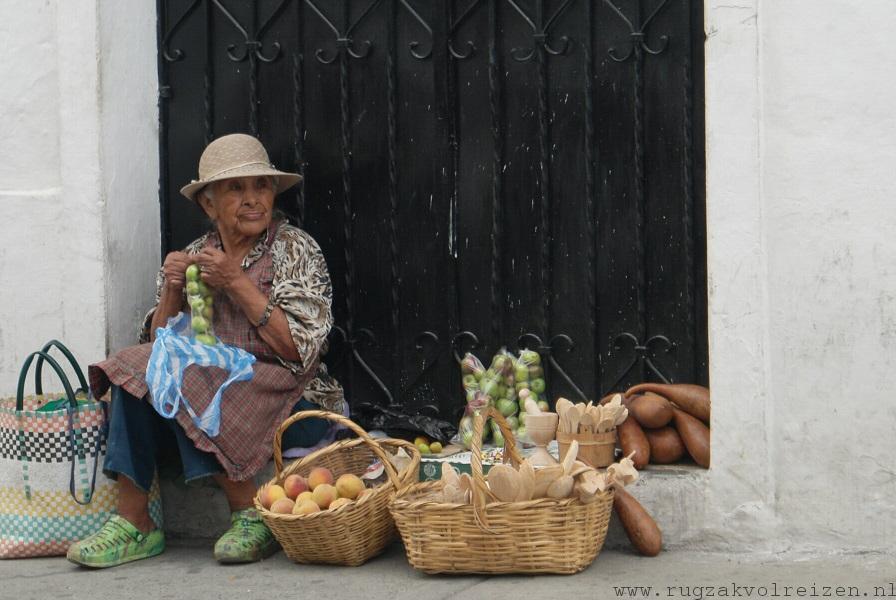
<box><xmin>492</xmin><ymin>430</ymin><xmax>505</xmax><ymax>448</ymax></box>
<box><xmin>191</xmin><ymin>316</ymin><xmax>209</xmax><ymax>333</ymax></box>
<box><xmin>520</xmin><ymin>350</ymin><xmax>541</xmax><ymax>366</ymax></box>
<box><xmin>196</xmin><ymin>281</ymin><xmax>210</xmax><ymax>297</ymax></box>
<box><xmin>466</xmin><ymin>390</ymin><xmax>478</xmax><ymax>404</ymax></box>
<box><xmin>514</xmin><ymin>366</ymin><xmax>529</xmax><ymax>382</ymax></box>
<box><xmin>516</xmin><ymin>426</ymin><xmax>527</xmax><ymax>440</ymax></box>
<box><xmin>505</xmin><ymin>415</ymin><xmax>519</xmax><ymax>430</ymax></box>
<box><xmin>195</xmin><ymin>333</ymin><xmax>217</xmax><ymax>346</ymax></box>
<box><xmin>190</xmin><ymin>297</ymin><xmax>205</xmax><ymax>311</ymax></box>
<box><xmin>462</xmin><ymin>374</ymin><xmax>479</xmax><ymax>389</ymax></box>
<box><xmin>429</xmin><ymin>441</ymin><xmax>443</xmax><ymax>454</ymax></box>
<box><xmin>537</xmin><ymin>400</ymin><xmax>550</xmax><ymax>412</ymax></box>
<box><xmin>518</xmin><ymin>413</ymin><xmax>528</xmax><ymax>427</ymax></box>
<box><xmin>417</xmin><ymin>442</ymin><xmax>431</xmax><ymax>455</ymax></box>
<box><xmin>473</xmin><ymin>370</ymin><xmax>484</xmax><ymax>382</ymax></box>
<box><xmin>204</xmin><ymin>295</ymin><xmax>214</xmax><ymax>307</ymax></box>
<box><xmin>186</xmin><ymin>281</ymin><xmax>200</xmax><ymax>295</ymax></box>
<box><xmin>202</xmin><ymin>306</ymin><xmax>213</xmax><ymax>320</ymax></box>
<box><xmin>484</xmin><ymin>368</ymin><xmax>496</xmax><ymax>380</ymax></box>
<box><xmin>185</xmin><ymin>264</ymin><xmax>200</xmax><ymax>282</ymax></box>
<box><xmin>460</xmin><ymin>355</ymin><xmax>477</xmax><ymax>374</ymax></box>
<box><xmin>481</xmin><ymin>379</ymin><xmax>500</xmax><ymax>398</ymax></box>
<box><xmin>496</xmin><ymin>398</ymin><xmax>516</xmax><ymax>418</ymax></box>
<box><xmin>528</xmin><ymin>365</ymin><xmax>544</xmax><ymax>379</ymax></box>
<box><xmin>530</xmin><ymin>378</ymin><xmax>546</xmax><ymax>394</ymax></box>
<box><xmin>515</xmin><ymin>381</ymin><xmax>531</xmax><ymax>392</ymax></box>
<box><xmin>492</xmin><ymin>355</ymin><xmax>510</xmax><ymax>374</ymax></box>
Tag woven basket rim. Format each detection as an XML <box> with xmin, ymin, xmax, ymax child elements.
<box><xmin>390</xmin><ymin>480</ymin><xmax>614</xmax><ymax>510</ymax></box>
<box><xmin>255</xmin><ymin>435</ymin><xmax>420</xmax><ymax>519</ymax></box>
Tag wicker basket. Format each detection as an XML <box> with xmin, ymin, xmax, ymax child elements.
<box><xmin>254</xmin><ymin>410</ymin><xmax>420</xmax><ymax>566</ymax></box>
<box><xmin>389</xmin><ymin>407</ymin><xmax>614</xmax><ymax>575</ymax></box>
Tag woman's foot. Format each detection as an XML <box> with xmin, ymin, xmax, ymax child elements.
<box><xmin>213</xmin><ymin>508</ymin><xmax>279</xmax><ymax>563</ymax></box>
<box><xmin>66</xmin><ymin>515</ymin><xmax>165</xmax><ymax>568</ymax></box>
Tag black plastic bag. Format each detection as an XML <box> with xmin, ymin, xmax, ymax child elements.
<box><xmin>355</xmin><ymin>402</ymin><xmax>457</xmax><ymax>443</ymax></box>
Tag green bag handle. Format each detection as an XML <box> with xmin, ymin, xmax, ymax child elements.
<box><xmin>17</xmin><ymin>351</ymin><xmax>78</xmax><ymax>412</ymax></box>
<box><xmin>16</xmin><ymin>350</ymin><xmax>105</xmax><ymax>505</ymax></box>
<box><xmin>16</xmin><ymin>350</ymin><xmax>78</xmax><ymax>411</ymax></box>
<box><xmin>34</xmin><ymin>339</ymin><xmax>89</xmax><ymax>397</ymax></box>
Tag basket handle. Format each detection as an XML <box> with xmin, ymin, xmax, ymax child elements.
<box><xmin>34</xmin><ymin>340</ymin><xmax>89</xmax><ymax>397</ymax></box>
<box><xmin>17</xmin><ymin>351</ymin><xmax>78</xmax><ymax>412</ymax></box>
<box><xmin>272</xmin><ymin>409</ymin><xmax>413</xmax><ymax>491</ymax></box>
<box><xmin>470</xmin><ymin>406</ymin><xmax>526</xmax><ymax>530</ymax></box>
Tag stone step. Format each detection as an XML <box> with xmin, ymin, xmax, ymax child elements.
<box><xmin>159</xmin><ymin>461</ymin><xmax>709</xmax><ymax>551</ymax></box>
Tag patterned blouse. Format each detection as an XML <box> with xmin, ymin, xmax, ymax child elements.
<box><xmin>138</xmin><ymin>219</ymin><xmax>345</xmax><ymax>413</ymax></box>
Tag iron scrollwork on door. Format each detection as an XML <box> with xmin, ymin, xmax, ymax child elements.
<box><xmin>157</xmin><ymin>0</ymin><xmax>707</xmax><ymax>422</ymax></box>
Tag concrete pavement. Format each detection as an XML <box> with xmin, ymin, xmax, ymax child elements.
<box><xmin>2</xmin><ymin>542</ymin><xmax>893</xmax><ymax>600</ymax></box>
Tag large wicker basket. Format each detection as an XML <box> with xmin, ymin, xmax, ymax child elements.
<box><xmin>254</xmin><ymin>410</ymin><xmax>420</xmax><ymax>566</ymax></box>
<box><xmin>389</xmin><ymin>407</ymin><xmax>614</xmax><ymax>575</ymax></box>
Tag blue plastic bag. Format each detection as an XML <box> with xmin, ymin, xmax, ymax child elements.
<box><xmin>145</xmin><ymin>312</ymin><xmax>255</xmax><ymax>437</ymax></box>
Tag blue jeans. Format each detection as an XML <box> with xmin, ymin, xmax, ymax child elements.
<box><xmin>104</xmin><ymin>386</ymin><xmax>330</xmax><ymax>492</ymax></box>
<box><xmin>104</xmin><ymin>386</ymin><xmax>222</xmax><ymax>492</ymax></box>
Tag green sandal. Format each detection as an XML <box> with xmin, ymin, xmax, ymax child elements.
<box><xmin>66</xmin><ymin>515</ymin><xmax>165</xmax><ymax>568</ymax></box>
<box><xmin>214</xmin><ymin>508</ymin><xmax>280</xmax><ymax>564</ymax></box>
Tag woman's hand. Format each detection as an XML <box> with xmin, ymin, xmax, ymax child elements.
<box><xmin>195</xmin><ymin>247</ymin><xmax>246</xmax><ymax>291</ymax></box>
<box><xmin>162</xmin><ymin>251</ymin><xmax>193</xmax><ymax>291</ymax></box>
<box><xmin>152</xmin><ymin>251</ymin><xmax>191</xmax><ymax>339</ymax></box>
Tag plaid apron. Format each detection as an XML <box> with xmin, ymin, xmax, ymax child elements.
<box><xmin>89</xmin><ymin>228</ymin><xmax>313</xmax><ymax>481</ymax></box>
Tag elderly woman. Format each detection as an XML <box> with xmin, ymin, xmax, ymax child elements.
<box><xmin>68</xmin><ymin>134</ymin><xmax>343</xmax><ymax>567</ymax></box>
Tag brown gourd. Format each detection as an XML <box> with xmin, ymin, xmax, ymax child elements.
<box><xmin>643</xmin><ymin>426</ymin><xmax>685</xmax><ymax>464</ymax></box>
<box><xmin>629</xmin><ymin>393</ymin><xmax>674</xmax><ymax>428</ymax></box>
<box><xmin>617</xmin><ymin>397</ymin><xmax>650</xmax><ymax>469</ymax></box>
<box><xmin>671</xmin><ymin>407</ymin><xmax>710</xmax><ymax>468</ymax></box>
<box><xmin>625</xmin><ymin>383</ymin><xmax>710</xmax><ymax>425</ymax></box>
<box><xmin>613</xmin><ymin>487</ymin><xmax>662</xmax><ymax>557</ymax></box>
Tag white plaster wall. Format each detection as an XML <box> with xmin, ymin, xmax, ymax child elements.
<box><xmin>98</xmin><ymin>1</ymin><xmax>161</xmax><ymax>353</ymax></box>
<box><xmin>761</xmin><ymin>1</ymin><xmax>896</xmax><ymax>551</ymax></box>
<box><xmin>0</xmin><ymin>0</ymin><xmax>159</xmax><ymax>394</ymax></box>
<box><xmin>705</xmin><ymin>0</ymin><xmax>896</xmax><ymax>553</ymax></box>
<box><xmin>0</xmin><ymin>1</ymin><xmax>107</xmax><ymax>393</ymax></box>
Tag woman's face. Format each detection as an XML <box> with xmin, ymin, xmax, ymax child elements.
<box><xmin>199</xmin><ymin>175</ymin><xmax>275</xmax><ymax>240</ymax></box>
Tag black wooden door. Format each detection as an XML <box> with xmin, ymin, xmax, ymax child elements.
<box><xmin>157</xmin><ymin>0</ymin><xmax>706</xmax><ymax>427</ymax></box>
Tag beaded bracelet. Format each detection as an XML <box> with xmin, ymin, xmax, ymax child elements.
<box><xmin>256</xmin><ymin>296</ymin><xmax>276</xmax><ymax>328</ymax></box>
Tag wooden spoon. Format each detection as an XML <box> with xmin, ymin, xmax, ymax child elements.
<box><xmin>532</xmin><ymin>465</ymin><xmax>564</xmax><ymax>498</ymax></box>
<box><xmin>546</xmin><ymin>437</ymin><xmax>580</xmax><ymax>498</ymax></box>
<box><xmin>556</xmin><ymin>397</ymin><xmax>574</xmax><ymax>416</ymax></box>
<box><xmin>570</xmin><ymin>460</ymin><xmax>595</xmax><ymax>477</ymax></box>
<box><xmin>487</xmin><ymin>464</ymin><xmax>521</xmax><ymax>503</ymax></box>
<box><xmin>597</xmin><ymin>406</ymin><xmax>616</xmax><ymax>433</ymax></box>
<box><xmin>516</xmin><ymin>460</ymin><xmax>536</xmax><ymax>501</ymax></box>
<box><xmin>458</xmin><ymin>473</ymin><xmax>474</xmax><ymax>504</ymax></box>
<box><xmin>562</xmin><ymin>440</ymin><xmax>579</xmax><ymax>475</ymax></box>
<box><xmin>556</xmin><ymin>398</ymin><xmax>574</xmax><ymax>433</ymax></box>
<box><xmin>576</xmin><ymin>403</ymin><xmax>588</xmax><ymax>433</ymax></box>
<box><xmin>547</xmin><ymin>474</ymin><xmax>575</xmax><ymax>499</ymax></box>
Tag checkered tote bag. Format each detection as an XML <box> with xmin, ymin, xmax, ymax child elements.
<box><xmin>0</xmin><ymin>341</ymin><xmax>162</xmax><ymax>558</ymax></box>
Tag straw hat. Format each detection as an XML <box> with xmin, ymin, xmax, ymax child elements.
<box><xmin>180</xmin><ymin>133</ymin><xmax>302</xmax><ymax>201</ymax></box>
